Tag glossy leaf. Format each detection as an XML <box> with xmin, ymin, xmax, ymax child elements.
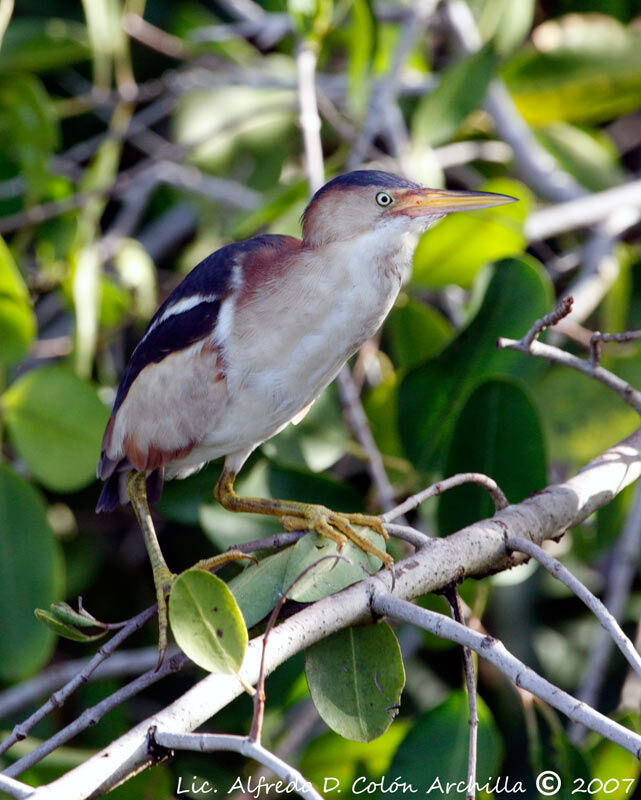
<box><xmin>412</xmin><ymin>177</ymin><xmax>531</xmax><ymax>289</ymax></box>
<box><xmin>438</xmin><ymin>378</ymin><xmax>547</xmax><ymax>535</ymax></box>
<box><xmin>169</xmin><ymin>569</ymin><xmax>248</xmax><ymax>674</ymax></box>
<box><xmin>228</xmin><ymin>548</ymin><xmax>292</xmax><ymax>628</ymax></box>
<box><xmin>386</xmin><ymin>296</ymin><xmax>453</xmax><ymax>369</ymax></box>
<box><xmin>412</xmin><ymin>46</ymin><xmax>496</xmax><ymax>147</ymax></box>
<box><xmin>0</xmin><ymin>236</ymin><xmax>36</xmax><ymax>367</ymax></box>
<box><xmin>285</xmin><ymin>529</ymin><xmax>387</xmax><ymax>603</ymax></box>
<box><xmin>0</xmin><ymin>464</ymin><xmax>63</xmax><ymax>680</ymax></box>
<box><xmin>305</xmin><ymin>622</ymin><xmax>405</xmax><ymax>742</ymax></box>
<box><xmin>399</xmin><ymin>256</ymin><xmax>552</xmax><ymax>472</ymax></box>
<box><xmin>503</xmin><ymin>14</ymin><xmax>641</xmax><ymax>125</ymax></box>
<box><xmin>3</xmin><ymin>364</ymin><xmax>110</xmax><ymax>492</ymax></box>
<box><xmin>385</xmin><ymin>691</ymin><xmax>503</xmax><ymax>788</ymax></box>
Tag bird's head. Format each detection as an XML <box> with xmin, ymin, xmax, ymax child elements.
<box><xmin>301</xmin><ymin>169</ymin><xmax>516</xmax><ymax>248</ymax></box>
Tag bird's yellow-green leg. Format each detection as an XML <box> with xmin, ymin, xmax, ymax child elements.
<box><xmin>127</xmin><ymin>472</ymin><xmax>252</xmax><ymax>660</ymax></box>
<box><xmin>127</xmin><ymin>470</ymin><xmax>175</xmax><ymax>660</ymax></box>
<box><xmin>215</xmin><ymin>469</ymin><xmax>393</xmax><ymax>568</ymax></box>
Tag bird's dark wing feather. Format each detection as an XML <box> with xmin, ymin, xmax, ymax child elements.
<box><xmin>111</xmin><ymin>234</ymin><xmax>296</xmax><ymax>416</ymax></box>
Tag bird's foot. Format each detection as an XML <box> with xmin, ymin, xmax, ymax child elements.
<box><xmin>280</xmin><ymin>506</ymin><xmax>392</xmax><ymax>568</ymax></box>
<box><xmin>191</xmin><ymin>549</ymin><xmax>255</xmax><ymax>572</ymax></box>
<box><xmin>151</xmin><ymin>562</ymin><xmax>176</xmax><ymax>667</ymax></box>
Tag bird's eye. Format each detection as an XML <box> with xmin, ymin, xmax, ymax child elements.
<box><xmin>375</xmin><ymin>192</ymin><xmax>393</xmax><ymax>207</ymax></box>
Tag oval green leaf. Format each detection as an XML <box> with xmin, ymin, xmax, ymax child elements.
<box><xmin>285</xmin><ymin>529</ymin><xmax>387</xmax><ymax>603</ymax></box>
<box><xmin>399</xmin><ymin>256</ymin><xmax>552</xmax><ymax>472</ymax></box>
<box><xmin>438</xmin><ymin>378</ymin><xmax>547</xmax><ymax>535</ymax></box>
<box><xmin>3</xmin><ymin>364</ymin><xmax>110</xmax><ymax>492</ymax></box>
<box><xmin>412</xmin><ymin>47</ymin><xmax>496</xmax><ymax>146</ymax></box>
<box><xmin>168</xmin><ymin>569</ymin><xmax>248</xmax><ymax>674</ymax></box>
<box><xmin>305</xmin><ymin>622</ymin><xmax>405</xmax><ymax>742</ymax></box>
<box><xmin>228</xmin><ymin>548</ymin><xmax>292</xmax><ymax>628</ymax></box>
<box><xmin>0</xmin><ymin>464</ymin><xmax>63</xmax><ymax>679</ymax></box>
<box><xmin>385</xmin><ymin>691</ymin><xmax>503</xmax><ymax>788</ymax></box>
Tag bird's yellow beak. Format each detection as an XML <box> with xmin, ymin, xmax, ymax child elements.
<box><xmin>393</xmin><ymin>188</ymin><xmax>517</xmax><ymax>217</ymax></box>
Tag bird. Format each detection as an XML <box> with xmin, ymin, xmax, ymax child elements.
<box><xmin>96</xmin><ymin>169</ymin><xmax>515</xmax><ymax>655</ymax></box>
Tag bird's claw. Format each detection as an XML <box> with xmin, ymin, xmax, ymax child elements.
<box><xmin>152</xmin><ymin>565</ymin><xmax>176</xmax><ymax>668</ymax></box>
<box><xmin>280</xmin><ymin>505</ymin><xmax>393</xmax><ymax>568</ymax></box>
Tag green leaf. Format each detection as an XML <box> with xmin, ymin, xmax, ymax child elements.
<box><xmin>412</xmin><ymin>47</ymin><xmax>496</xmax><ymax>147</ymax></box>
<box><xmin>346</xmin><ymin>0</ymin><xmax>375</xmax><ymax>119</ymax></box>
<box><xmin>3</xmin><ymin>364</ymin><xmax>110</xmax><ymax>492</ymax></box>
<box><xmin>228</xmin><ymin>548</ymin><xmax>292</xmax><ymax>628</ymax></box>
<box><xmin>0</xmin><ymin>236</ymin><xmax>36</xmax><ymax>367</ymax></box>
<box><xmin>386</xmin><ymin>296</ymin><xmax>453</xmax><ymax>369</ymax></box>
<box><xmin>168</xmin><ymin>569</ymin><xmax>248</xmax><ymax>674</ymax></box>
<box><xmin>399</xmin><ymin>256</ymin><xmax>552</xmax><ymax>472</ymax></box>
<box><xmin>411</xmin><ymin>177</ymin><xmax>531</xmax><ymax>289</ymax></box>
<box><xmin>476</xmin><ymin>0</ymin><xmax>535</xmax><ymax>55</ymax></box>
<box><xmin>0</xmin><ymin>18</ymin><xmax>89</xmax><ymax>74</ymax></box>
<box><xmin>34</xmin><ymin>607</ymin><xmax>106</xmax><ymax>643</ymax></box>
<box><xmin>0</xmin><ymin>464</ymin><xmax>63</xmax><ymax>680</ymax></box>
<box><xmin>438</xmin><ymin>378</ymin><xmax>547</xmax><ymax>535</ymax></box>
<box><xmin>535</xmin><ymin>123</ymin><xmax>623</xmax><ymax>192</ymax></box>
<box><xmin>386</xmin><ymin>691</ymin><xmax>503</xmax><ymax>788</ymax></box>
<box><xmin>0</xmin><ymin>74</ymin><xmax>59</xmax><ymax>196</ymax></box>
<box><xmin>502</xmin><ymin>14</ymin><xmax>641</xmax><ymax>125</ymax></box>
<box><xmin>305</xmin><ymin>622</ymin><xmax>405</xmax><ymax>742</ymax></box>
<box><xmin>284</xmin><ymin>529</ymin><xmax>387</xmax><ymax>603</ymax></box>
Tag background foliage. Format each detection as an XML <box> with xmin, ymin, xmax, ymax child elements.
<box><xmin>1</xmin><ymin>0</ymin><xmax>641</xmax><ymax>797</ymax></box>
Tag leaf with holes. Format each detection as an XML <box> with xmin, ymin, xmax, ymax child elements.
<box><xmin>305</xmin><ymin>622</ymin><xmax>405</xmax><ymax>742</ymax></box>
<box><xmin>169</xmin><ymin>569</ymin><xmax>247</xmax><ymax>674</ymax></box>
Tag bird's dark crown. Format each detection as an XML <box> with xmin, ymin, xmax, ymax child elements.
<box><xmin>310</xmin><ymin>170</ymin><xmax>422</xmax><ymax>203</ymax></box>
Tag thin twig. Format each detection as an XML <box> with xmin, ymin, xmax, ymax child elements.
<box><xmin>296</xmin><ymin>41</ymin><xmax>324</xmax><ymax>193</ymax></box>
<box><xmin>151</xmin><ymin>731</ymin><xmax>323</xmax><ymax>800</ymax></box>
<box><xmin>0</xmin><ymin>646</ymin><xmax>178</xmax><ymax>720</ymax></box>
<box><xmin>337</xmin><ymin>366</ymin><xmax>399</xmax><ymax>514</ymax></box>
<box><xmin>590</xmin><ymin>330</ymin><xmax>641</xmax><ymax>367</ymax></box>
<box><xmin>569</xmin><ymin>480</ymin><xmax>641</xmax><ymax>743</ymax></box>
<box><xmin>372</xmin><ymin>595</ymin><xmax>641</xmax><ymax>759</ymax></box>
<box><xmin>381</xmin><ymin>472</ymin><xmax>509</xmax><ymax>523</ymax></box>
<box><xmin>249</xmin><ymin>554</ymin><xmax>346</xmax><ymax>742</ymax></box>
<box><xmin>497</xmin><ymin>336</ymin><xmax>641</xmax><ymax>415</ymax></box>
<box><xmin>445</xmin><ymin>588</ymin><xmax>478</xmax><ymax>800</ymax></box>
<box><xmin>507</xmin><ymin>535</ymin><xmax>641</xmax><ymax>682</ymax></box>
<box><xmin>497</xmin><ymin>299</ymin><xmax>641</xmax><ymax>415</ymax></box>
<box><xmin>519</xmin><ymin>296</ymin><xmax>574</xmax><ymax>349</ymax></box>
<box><xmin>382</xmin><ymin>522</ymin><xmax>432</xmax><ymax>549</ymax></box>
<box><xmin>0</xmin><ymin>605</ymin><xmax>156</xmax><ymax>757</ymax></box>
<box><xmin>3</xmin><ymin>652</ymin><xmax>188</xmax><ymax>778</ymax></box>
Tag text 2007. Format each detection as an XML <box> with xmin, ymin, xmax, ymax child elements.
<box><xmin>572</xmin><ymin>778</ymin><xmax>635</xmax><ymax>794</ymax></box>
